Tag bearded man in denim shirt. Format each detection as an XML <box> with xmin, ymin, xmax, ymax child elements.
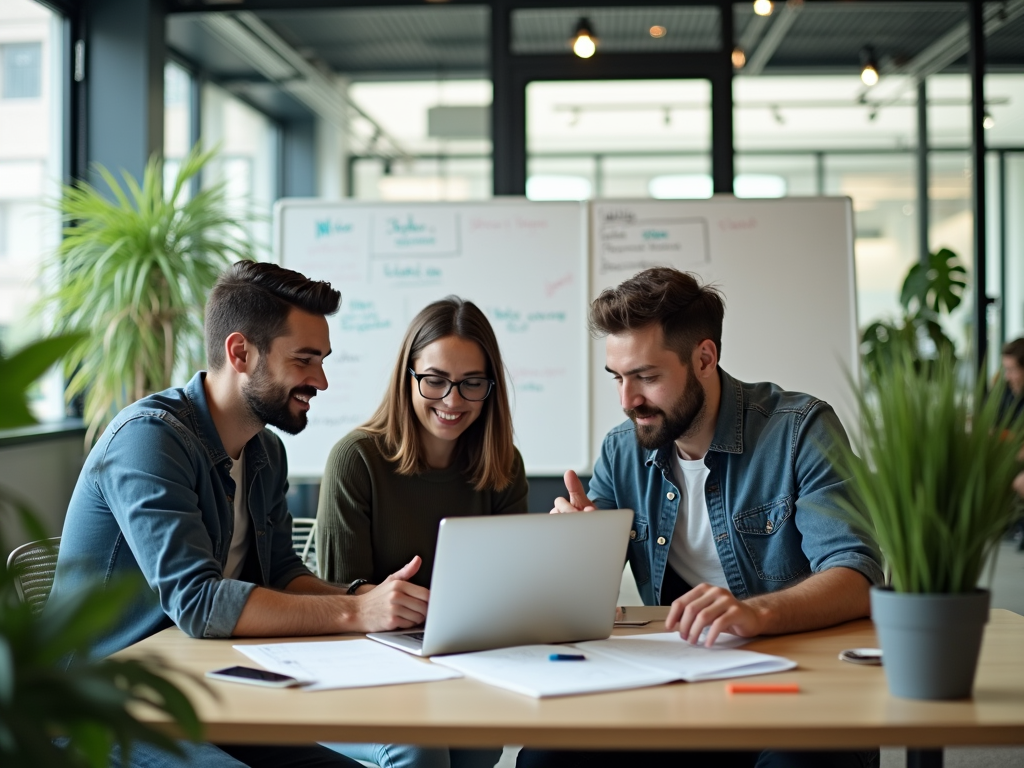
<box><xmin>51</xmin><ymin>262</ymin><xmax>429</xmax><ymax>768</ymax></box>
<box><xmin>518</xmin><ymin>267</ymin><xmax>883</xmax><ymax>768</ymax></box>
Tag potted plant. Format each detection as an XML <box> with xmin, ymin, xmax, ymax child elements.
<box><xmin>37</xmin><ymin>144</ymin><xmax>256</xmax><ymax>443</ymax></box>
<box><xmin>860</xmin><ymin>247</ymin><xmax>967</xmax><ymax>379</ymax></box>
<box><xmin>1</xmin><ymin>336</ymin><xmax>202</xmax><ymax>766</ymax></box>
<box><xmin>833</xmin><ymin>347</ymin><xmax>1024</xmax><ymax>699</ymax></box>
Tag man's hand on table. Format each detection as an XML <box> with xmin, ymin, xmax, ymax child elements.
<box><xmin>665</xmin><ymin>583</ymin><xmax>767</xmax><ymax>648</ymax></box>
<box><xmin>352</xmin><ymin>556</ymin><xmax>430</xmax><ymax>633</ymax></box>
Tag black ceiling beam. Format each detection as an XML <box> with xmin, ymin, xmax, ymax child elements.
<box><xmin>969</xmin><ymin>0</ymin><xmax>989</xmax><ymax>369</ymax></box>
<box><xmin>167</xmin><ymin>0</ymin><xmax>960</xmax><ymax>13</ymax></box>
<box><xmin>492</xmin><ymin>0</ymin><xmax>734</xmax><ymax>196</ymax></box>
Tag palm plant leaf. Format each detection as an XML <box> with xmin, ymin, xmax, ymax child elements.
<box><xmin>37</xmin><ymin>144</ymin><xmax>256</xmax><ymax>442</ymax></box>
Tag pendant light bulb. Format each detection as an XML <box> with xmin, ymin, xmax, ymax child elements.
<box><xmin>860</xmin><ymin>46</ymin><xmax>879</xmax><ymax>87</ymax></box>
<box><xmin>753</xmin><ymin>0</ymin><xmax>774</xmax><ymax>17</ymax></box>
<box><xmin>572</xmin><ymin>17</ymin><xmax>597</xmax><ymax>59</ymax></box>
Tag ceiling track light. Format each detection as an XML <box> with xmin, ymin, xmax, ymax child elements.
<box><xmin>983</xmin><ymin>111</ymin><xmax>995</xmax><ymax>130</ymax></box>
<box><xmin>732</xmin><ymin>47</ymin><xmax>747</xmax><ymax>69</ymax></box>
<box><xmin>753</xmin><ymin>0</ymin><xmax>774</xmax><ymax>17</ymax></box>
<box><xmin>572</xmin><ymin>17</ymin><xmax>597</xmax><ymax>59</ymax></box>
<box><xmin>860</xmin><ymin>45</ymin><xmax>879</xmax><ymax>87</ymax></box>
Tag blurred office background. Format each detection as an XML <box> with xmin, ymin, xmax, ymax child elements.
<box><xmin>2</xmin><ymin>0</ymin><xmax>1023</xmax><ymax>425</ymax></box>
<box><xmin>1</xmin><ymin>5</ymin><xmax>1023</xmax><ymax>762</ymax></box>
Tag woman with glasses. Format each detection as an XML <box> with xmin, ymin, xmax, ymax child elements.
<box><xmin>316</xmin><ymin>296</ymin><xmax>527</xmax><ymax>768</ymax></box>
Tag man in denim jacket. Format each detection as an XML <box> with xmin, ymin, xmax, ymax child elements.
<box><xmin>519</xmin><ymin>267</ymin><xmax>882</xmax><ymax>768</ymax></box>
<box><xmin>51</xmin><ymin>262</ymin><xmax>428</xmax><ymax>768</ymax></box>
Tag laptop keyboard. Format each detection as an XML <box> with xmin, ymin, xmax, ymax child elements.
<box><xmin>406</xmin><ymin>632</ymin><xmax>426</xmax><ymax>641</ymax></box>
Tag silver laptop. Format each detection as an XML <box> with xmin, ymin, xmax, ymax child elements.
<box><xmin>367</xmin><ymin>509</ymin><xmax>633</xmax><ymax>657</ymax></box>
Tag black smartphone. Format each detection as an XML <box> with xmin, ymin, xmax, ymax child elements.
<box><xmin>838</xmin><ymin>648</ymin><xmax>883</xmax><ymax>666</ymax></box>
<box><xmin>205</xmin><ymin>665</ymin><xmax>309</xmax><ymax>688</ymax></box>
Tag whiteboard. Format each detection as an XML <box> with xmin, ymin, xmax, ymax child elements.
<box><xmin>590</xmin><ymin>198</ymin><xmax>859</xmax><ymax>464</ymax></box>
<box><xmin>275</xmin><ymin>199</ymin><xmax>590</xmax><ymax>478</ymax></box>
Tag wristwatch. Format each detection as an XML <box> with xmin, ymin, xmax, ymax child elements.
<box><xmin>346</xmin><ymin>578</ymin><xmax>369</xmax><ymax>595</ymax></box>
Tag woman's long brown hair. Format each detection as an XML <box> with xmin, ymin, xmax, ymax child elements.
<box><xmin>360</xmin><ymin>296</ymin><xmax>516</xmax><ymax>491</ymax></box>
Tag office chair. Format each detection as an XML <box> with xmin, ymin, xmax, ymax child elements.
<box><xmin>6</xmin><ymin>536</ymin><xmax>60</xmax><ymax>614</ymax></box>
<box><xmin>291</xmin><ymin>518</ymin><xmax>317</xmax><ymax>572</ymax></box>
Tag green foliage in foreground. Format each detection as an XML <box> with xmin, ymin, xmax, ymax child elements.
<box><xmin>0</xmin><ymin>336</ymin><xmax>203</xmax><ymax>766</ymax></box>
<box><xmin>0</xmin><ymin>334</ymin><xmax>84</xmax><ymax>430</ymax></box>
<box><xmin>0</xmin><ymin>568</ymin><xmax>203</xmax><ymax>767</ymax></box>
<box><xmin>834</xmin><ymin>350</ymin><xmax>1024</xmax><ymax>593</ymax></box>
<box><xmin>38</xmin><ymin>143</ymin><xmax>255</xmax><ymax>443</ymax></box>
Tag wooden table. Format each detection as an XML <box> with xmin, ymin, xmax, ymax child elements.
<box><xmin>118</xmin><ymin>608</ymin><xmax>1024</xmax><ymax>766</ymax></box>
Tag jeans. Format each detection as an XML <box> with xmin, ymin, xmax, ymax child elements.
<box><xmin>323</xmin><ymin>742</ymin><xmax>503</xmax><ymax>768</ymax></box>
<box><xmin>110</xmin><ymin>740</ymin><xmax>362</xmax><ymax>767</ymax></box>
<box><xmin>515</xmin><ymin>748</ymin><xmax>880</xmax><ymax>768</ymax></box>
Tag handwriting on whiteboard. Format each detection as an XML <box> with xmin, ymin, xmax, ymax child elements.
<box><xmin>596</xmin><ymin>214</ymin><xmax>710</xmax><ymax>274</ymax></box>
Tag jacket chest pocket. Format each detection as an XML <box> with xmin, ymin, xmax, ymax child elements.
<box><xmin>732</xmin><ymin>496</ymin><xmax>808</xmax><ymax>583</ymax></box>
<box><xmin>627</xmin><ymin>520</ymin><xmax>650</xmax><ymax>586</ymax></box>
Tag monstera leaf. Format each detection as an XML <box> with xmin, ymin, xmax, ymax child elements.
<box><xmin>861</xmin><ymin>248</ymin><xmax>967</xmax><ymax>382</ymax></box>
<box><xmin>899</xmin><ymin>247</ymin><xmax>968</xmax><ymax>317</ymax></box>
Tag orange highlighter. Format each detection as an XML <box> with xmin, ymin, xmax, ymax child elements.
<box><xmin>725</xmin><ymin>683</ymin><xmax>800</xmax><ymax>694</ymax></box>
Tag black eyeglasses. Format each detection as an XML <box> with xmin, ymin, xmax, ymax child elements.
<box><xmin>408</xmin><ymin>368</ymin><xmax>495</xmax><ymax>402</ymax></box>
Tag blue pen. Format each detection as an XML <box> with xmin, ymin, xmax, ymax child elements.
<box><xmin>549</xmin><ymin>653</ymin><xmax>586</xmax><ymax>661</ymax></box>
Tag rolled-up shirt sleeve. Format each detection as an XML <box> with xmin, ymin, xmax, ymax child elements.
<box><xmin>97</xmin><ymin>414</ymin><xmax>254</xmax><ymax>638</ymax></box>
<box><xmin>793</xmin><ymin>403</ymin><xmax>885</xmax><ymax>587</ymax></box>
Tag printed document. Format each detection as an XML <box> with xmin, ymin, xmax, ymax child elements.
<box><xmin>433</xmin><ymin>632</ymin><xmax>796</xmax><ymax>697</ymax></box>
<box><xmin>234</xmin><ymin>639</ymin><xmax>462</xmax><ymax>692</ymax></box>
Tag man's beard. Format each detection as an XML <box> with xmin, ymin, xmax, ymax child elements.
<box><xmin>242</xmin><ymin>358</ymin><xmax>315</xmax><ymax>435</ymax></box>
<box><xmin>626</xmin><ymin>367</ymin><xmax>706</xmax><ymax>451</ymax></box>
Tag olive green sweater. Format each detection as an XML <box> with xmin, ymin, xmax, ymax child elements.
<box><xmin>316</xmin><ymin>430</ymin><xmax>530</xmax><ymax>589</ymax></box>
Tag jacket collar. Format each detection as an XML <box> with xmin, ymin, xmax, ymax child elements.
<box><xmin>183</xmin><ymin>372</ymin><xmax>269</xmax><ymax>474</ymax></box>
<box><xmin>643</xmin><ymin>367</ymin><xmax>745</xmax><ymax>470</ymax></box>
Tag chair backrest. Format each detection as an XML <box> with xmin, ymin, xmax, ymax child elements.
<box><xmin>6</xmin><ymin>537</ymin><xmax>60</xmax><ymax>615</ymax></box>
<box><xmin>290</xmin><ymin>518</ymin><xmax>317</xmax><ymax>572</ymax></box>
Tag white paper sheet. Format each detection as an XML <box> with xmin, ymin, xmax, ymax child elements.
<box><xmin>432</xmin><ymin>644</ymin><xmax>677</xmax><ymax>698</ymax></box>
<box><xmin>431</xmin><ymin>633</ymin><xmax>795</xmax><ymax>697</ymax></box>
<box><xmin>234</xmin><ymin>639</ymin><xmax>462</xmax><ymax>692</ymax></box>
<box><xmin>575</xmin><ymin>632</ymin><xmax>797</xmax><ymax>682</ymax></box>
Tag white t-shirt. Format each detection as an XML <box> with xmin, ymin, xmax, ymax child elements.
<box><xmin>667</xmin><ymin>450</ymin><xmax>729</xmax><ymax>590</ymax></box>
<box><xmin>225</xmin><ymin>447</ymin><xmax>251</xmax><ymax>580</ymax></box>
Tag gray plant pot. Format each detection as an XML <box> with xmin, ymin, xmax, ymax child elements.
<box><xmin>870</xmin><ymin>586</ymin><xmax>989</xmax><ymax>700</ymax></box>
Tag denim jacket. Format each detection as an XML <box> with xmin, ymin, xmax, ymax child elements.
<box><xmin>588</xmin><ymin>368</ymin><xmax>883</xmax><ymax>605</ymax></box>
<box><xmin>50</xmin><ymin>372</ymin><xmax>310</xmax><ymax>659</ymax></box>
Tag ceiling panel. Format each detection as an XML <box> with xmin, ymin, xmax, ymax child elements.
<box><xmin>736</xmin><ymin>2</ymin><xmax>967</xmax><ymax>71</ymax></box>
<box><xmin>511</xmin><ymin>6</ymin><xmax>721</xmax><ymax>54</ymax></box>
<box><xmin>256</xmin><ymin>6</ymin><xmax>489</xmax><ymax>75</ymax></box>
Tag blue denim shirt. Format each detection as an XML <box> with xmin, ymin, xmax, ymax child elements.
<box><xmin>589</xmin><ymin>368</ymin><xmax>883</xmax><ymax>605</ymax></box>
<box><xmin>50</xmin><ymin>372</ymin><xmax>310</xmax><ymax>659</ymax></box>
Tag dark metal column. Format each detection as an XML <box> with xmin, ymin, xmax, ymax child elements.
<box><xmin>711</xmin><ymin>0</ymin><xmax>734</xmax><ymax>194</ymax></box>
<box><xmin>907</xmin><ymin>749</ymin><xmax>943</xmax><ymax>768</ymax></box>
<box><xmin>970</xmin><ymin>0</ymin><xmax>989</xmax><ymax>367</ymax></box>
<box><xmin>917</xmin><ymin>79</ymin><xmax>930</xmax><ymax>265</ymax></box>
<box><xmin>491</xmin><ymin>1</ymin><xmax>526</xmax><ymax>196</ymax></box>
<box><xmin>83</xmin><ymin>0</ymin><xmax>165</xmax><ymax>185</ymax></box>
<box><xmin>999</xmin><ymin>151</ymin><xmax>1007</xmax><ymax>345</ymax></box>
<box><xmin>281</xmin><ymin>119</ymin><xmax>317</xmax><ymax>198</ymax></box>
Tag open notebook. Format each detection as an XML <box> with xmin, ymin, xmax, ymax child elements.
<box><xmin>431</xmin><ymin>632</ymin><xmax>797</xmax><ymax>698</ymax></box>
